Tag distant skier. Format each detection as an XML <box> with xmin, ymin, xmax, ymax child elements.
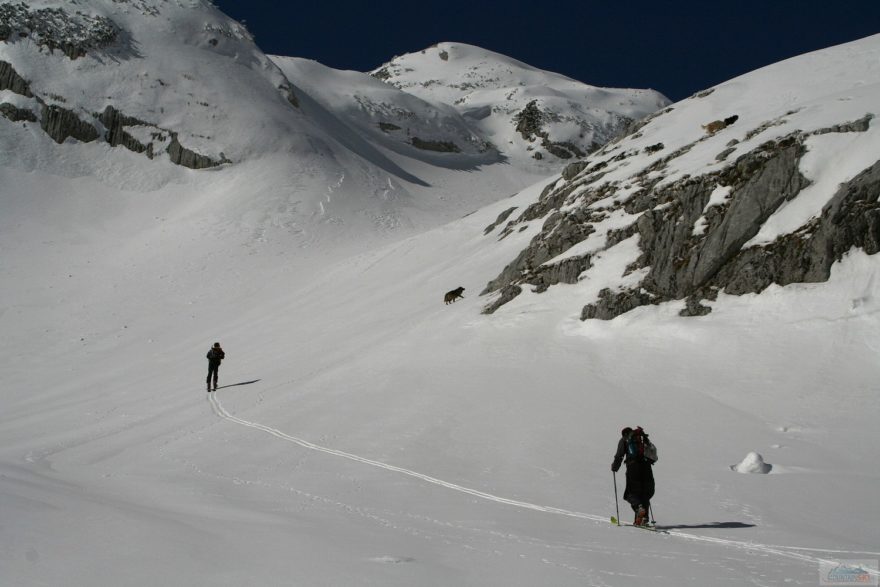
<box><xmin>611</xmin><ymin>426</ymin><xmax>657</xmax><ymax>526</ymax></box>
<box><xmin>206</xmin><ymin>342</ymin><xmax>225</xmax><ymax>392</ymax></box>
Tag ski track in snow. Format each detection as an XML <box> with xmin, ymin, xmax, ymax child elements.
<box><xmin>207</xmin><ymin>392</ymin><xmax>880</xmax><ymax>575</ymax></box>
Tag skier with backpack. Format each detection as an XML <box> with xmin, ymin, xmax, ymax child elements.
<box><xmin>206</xmin><ymin>342</ymin><xmax>225</xmax><ymax>392</ymax></box>
<box><xmin>611</xmin><ymin>426</ymin><xmax>658</xmax><ymax>526</ymax></box>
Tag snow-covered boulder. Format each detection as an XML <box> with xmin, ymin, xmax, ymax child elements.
<box><xmin>731</xmin><ymin>452</ymin><xmax>772</xmax><ymax>474</ymax></box>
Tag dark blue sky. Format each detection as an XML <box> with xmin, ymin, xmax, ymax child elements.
<box><xmin>214</xmin><ymin>1</ymin><xmax>880</xmax><ymax>102</ymax></box>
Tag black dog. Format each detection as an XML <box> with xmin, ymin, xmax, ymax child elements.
<box><xmin>444</xmin><ymin>286</ymin><xmax>465</xmax><ymax>304</ymax></box>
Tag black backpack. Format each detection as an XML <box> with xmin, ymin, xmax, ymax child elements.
<box><xmin>626</xmin><ymin>427</ymin><xmax>658</xmax><ymax>463</ymax></box>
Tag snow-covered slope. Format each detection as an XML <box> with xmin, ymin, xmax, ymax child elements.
<box><xmin>3</xmin><ymin>170</ymin><xmax>879</xmax><ymax>586</ymax></box>
<box><xmin>482</xmin><ymin>33</ymin><xmax>880</xmax><ymax>320</ymax></box>
<box><xmin>0</xmin><ymin>4</ymin><xmax>591</xmax><ymax>262</ymax></box>
<box><xmin>2</xmin><ymin>5</ymin><xmax>878</xmax><ymax>586</ymax></box>
<box><xmin>0</xmin><ymin>0</ymin><xmax>303</xmax><ymax>165</ymax></box>
<box><xmin>372</xmin><ymin>42</ymin><xmax>670</xmax><ymax>166</ymax></box>
<box><xmin>271</xmin><ymin>56</ymin><xmax>500</xmax><ymax>167</ymax></box>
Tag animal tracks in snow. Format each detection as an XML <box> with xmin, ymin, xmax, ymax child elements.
<box><xmin>207</xmin><ymin>392</ymin><xmax>880</xmax><ymax>576</ymax></box>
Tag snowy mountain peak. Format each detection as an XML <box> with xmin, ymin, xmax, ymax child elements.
<box><xmin>371</xmin><ymin>42</ymin><xmax>670</xmax><ymax>164</ymax></box>
<box><xmin>0</xmin><ymin>0</ymin><xmax>308</xmax><ymax>172</ymax></box>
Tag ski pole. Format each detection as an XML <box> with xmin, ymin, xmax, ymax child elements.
<box><xmin>613</xmin><ymin>472</ymin><xmax>620</xmax><ymax>525</ymax></box>
<box><xmin>649</xmin><ymin>503</ymin><xmax>656</xmax><ymax>524</ymax></box>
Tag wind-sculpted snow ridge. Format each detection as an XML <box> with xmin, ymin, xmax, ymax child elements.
<box><xmin>479</xmin><ymin>34</ymin><xmax>880</xmax><ymax>319</ymax></box>
<box><xmin>207</xmin><ymin>390</ymin><xmax>880</xmax><ymax>578</ymax></box>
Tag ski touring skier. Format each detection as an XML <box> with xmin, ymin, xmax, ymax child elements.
<box><xmin>206</xmin><ymin>342</ymin><xmax>225</xmax><ymax>392</ymax></box>
<box><xmin>611</xmin><ymin>426</ymin><xmax>657</xmax><ymax>526</ymax></box>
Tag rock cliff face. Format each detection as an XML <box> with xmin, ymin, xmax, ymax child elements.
<box><xmin>482</xmin><ymin>114</ymin><xmax>878</xmax><ymax>319</ymax></box>
<box><xmin>0</xmin><ymin>59</ymin><xmax>228</xmax><ymax>168</ymax></box>
<box><xmin>482</xmin><ymin>111</ymin><xmax>879</xmax><ymax>319</ymax></box>
<box><xmin>478</xmin><ymin>31</ymin><xmax>880</xmax><ymax>320</ymax></box>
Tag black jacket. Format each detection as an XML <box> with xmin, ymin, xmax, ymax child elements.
<box><xmin>611</xmin><ymin>437</ymin><xmax>629</xmax><ymax>472</ymax></box>
<box><xmin>207</xmin><ymin>348</ymin><xmax>225</xmax><ymax>365</ymax></box>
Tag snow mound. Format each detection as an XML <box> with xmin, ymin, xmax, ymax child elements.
<box><xmin>731</xmin><ymin>452</ymin><xmax>773</xmax><ymax>474</ymax></box>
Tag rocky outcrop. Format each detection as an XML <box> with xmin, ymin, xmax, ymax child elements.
<box><xmin>716</xmin><ymin>160</ymin><xmax>880</xmax><ymax>294</ymax></box>
<box><xmin>167</xmin><ymin>133</ymin><xmax>228</xmax><ymax>169</ymax></box>
<box><xmin>482</xmin><ymin>114</ymin><xmax>880</xmax><ymax>319</ymax></box>
<box><xmin>483</xmin><ymin>206</ymin><xmax>518</xmax><ymax>235</ymax></box>
<box><xmin>96</xmin><ymin>105</ymin><xmax>229</xmax><ymax>168</ymax></box>
<box><xmin>561</xmin><ymin>161</ymin><xmax>589</xmax><ymax>181</ymax></box>
<box><xmin>40</xmin><ymin>104</ymin><xmax>99</xmax><ymax>143</ymax></box>
<box><xmin>279</xmin><ymin>82</ymin><xmax>299</xmax><ymax>109</ymax></box>
<box><xmin>0</xmin><ymin>101</ymin><xmax>35</xmax><ymax>121</ymax></box>
<box><xmin>633</xmin><ymin>135</ymin><xmax>809</xmax><ymax>300</ymax></box>
<box><xmin>482</xmin><ymin>285</ymin><xmax>522</xmax><ymax>315</ymax></box>
<box><xmin>0</xmin><ymin>59</ymin><xmax>32</xmax><ymax>96</ymax></box>
<box><xmin>0</xmin><ymin>2</ymin><xmax>118</xmax><ymax>59</ymax></box>
<box><xmin>98</xmin><ymin>106</ymin><xmax>150</xmax><ymax>153</ymax></box>
<box><xmin>410</xmin><ymin>137</ymin><xmax>461</xmax><ymax>153</ymax></box>
<box><xmin>0</xmin><ymin>58</ymin><xmax>227</xmax><ymax>168</ymax></box>
<box><xmin>513</xmin><ymin>100</ymin><xmax>589</xmax><ymax>160</ymax></box>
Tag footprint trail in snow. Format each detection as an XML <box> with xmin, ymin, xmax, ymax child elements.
<box><xmin>208</xmin><ymin>391</ymin><xmax>880</xmax><ymax>577</ymax></box>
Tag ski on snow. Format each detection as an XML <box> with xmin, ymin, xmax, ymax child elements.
<box><xmin>610</xmin><ymin>516</ymin><xmax>668</xmax><ymax>533</ymax></box>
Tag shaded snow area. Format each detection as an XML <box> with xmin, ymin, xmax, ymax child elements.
<box><xmin>1</xmin><ymin>3</ymin><xmax>879</xmax><ymax>586</ymax></box>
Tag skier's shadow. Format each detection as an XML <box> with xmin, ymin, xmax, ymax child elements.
<box><xmin>216</xmin><ymin>380</ymin><xmax>261</xmax><ymax>390</ymax></box>
<box><xmin>655</xmin><ymin>522</ymin><xmax>756</xmax><ymax>530</ymax></box>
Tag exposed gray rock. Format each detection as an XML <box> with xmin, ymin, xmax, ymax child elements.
<box><xmin>482</xmin><ymin>113</ymin><xmax>880</xmax><ymax>320</ymax></box>
<box><xmin>481</xmin><ymin>285</ymin><xmax>522</xmax><ymax>315</ymax></box>
<box><xmin>378</xmin><ymin>121</ymin><xmax>402</xmax><ymax>133</ymax></box>
<box><xmin>0</xmin><ymin>2</ymin><xmax>118</xmax><ymax>59</ymax></box>
<box><xmin>514</xmin><ymin>100</ymin><xmax>591</xmax><ymax>160</ymax></box>
<box><xmin>581</xmin><ymin>137</ymin><xmax>879</xmax><ymax>319</ymax></box>
<box><xmin>679</xmin><ymin>296</ymin><xmax>712</xmax><ymax>317</ymax></box>
<box><xmin>812</xmin><ymin>113</ymin><xmax>874</xmax><ymax>135</ymax></box>
<box><xmin>98</xmin><ymin>106</ymin><xmax>149</xmax><ymax>153</ymax></box>
<box><xmin>482</xmin><ymin>205</ymin><xmax>598</xmax><ymax>299</ymax></box>
<box><xmin>580</xmin><ymin>287</ymin><xmax>655</xmax><ymax>320</ymax></box>
<box><xmin>410</xmin><ymin>137</ymin><xmax>461</xmax><ymax>153</ymax></box>
<box><xmin>40</xmin><ymin>104</ymin><xmax>99</xmax><ymax>143</ymax></box>
<box><xmin>717</xmin><ymin>159</ymin><xmax>880</xmax><ymax>294</ymax></box>
<box><xmin>514</xmin><ymin>100</ymin><xmax>544</xmax><ymax>140</ymax></box>
<box><xmin>715</xmin><ymin>147</ymin><xmax>736</xmax><ymax>161</ymax></box>
<box><xmin>0</xmin><ymin>59</ymin><xmax>32</xmax><ymax>96</ymax></box>
<box><xmin>562</xmin><ymin>161</ymin><xmax>588</xmax><ymax>181</ymax></box>
<box><xmin>167</xmin><ymin>133</ymin><xmax>227</xmax><ymax>169</ymax></box>
<box><xmin>578</xmin><ymin>135</ymin><xmax>809</xmax><ymax>318</ymax></box>
<box><xmin>279</xmin><ymin>82</ymin><xmax>299</xmax><ymax>108</ymax></box>
<box><xmin>483</xmin><ymin>206</ymin><xmax>518</xmax><ymax>235</ymax></box>
<box><xmin>531</xmin><ymin>255</ymin><xmax>592</xmax><ymax>293</ymax></box>
<box><xmin>0</xmin><ymin>101</ymin><xmax>35</xmax><ymax>122</ymax></box>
